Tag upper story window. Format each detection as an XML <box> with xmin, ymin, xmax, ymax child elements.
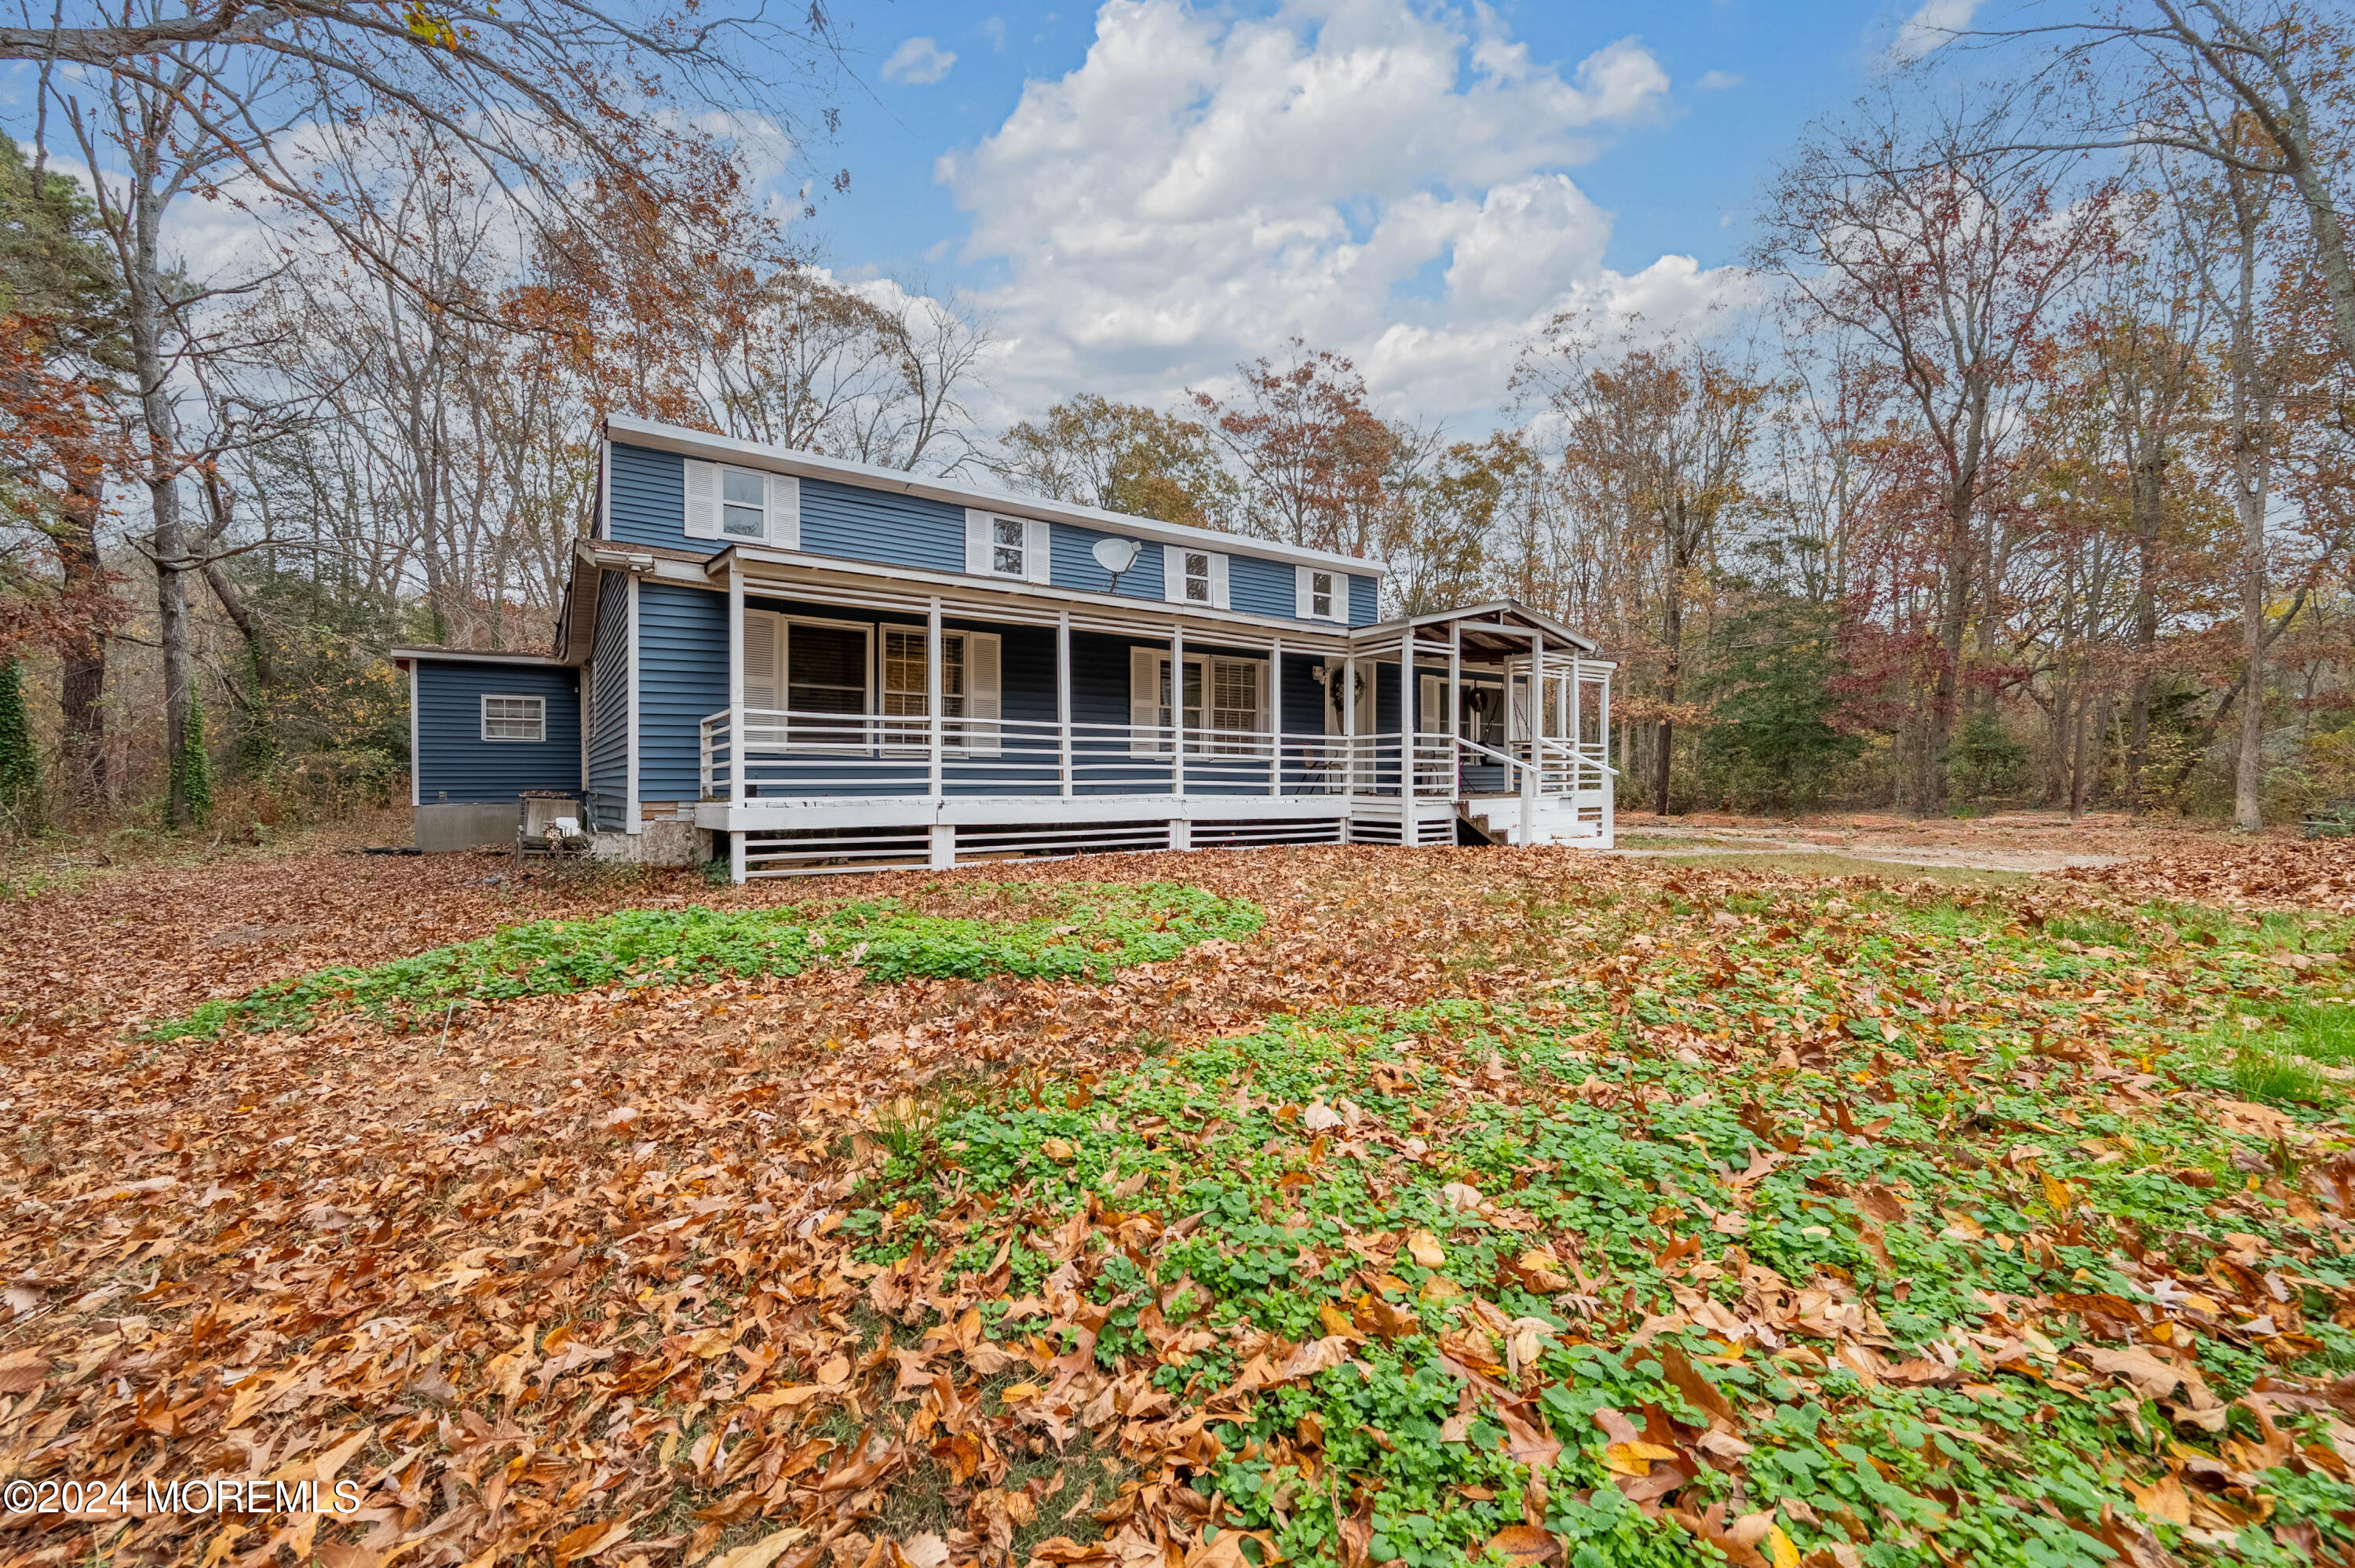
<box><xmin>1182</xmin><ymin>552</ymin><xmax>1212</xmax><ymax>603</ymax></box>
<box><xmin>481</xmin><ymin>695</ymin><xmax>546</xmax><ymax>742</ymax></box>
<box><xmin>722</xmin><ymin>468</ymin><xmax>767</xmax><ymax>538</ymax></box>
<box><xmin>992</xmin><ymin>517</ymin><xmax>1026</xmax><ymax>576</ymax></box>
<box><xmin>1296</xmin><ymin>564</ymin><xmax>1345</xmax><ymax>622</ymax></box>
<box><xmin>1163</xmin><ymin>543</ymin><xmax>1229</xmax><ymax>608</ymax></box>
<box><xmin>966</xmin><ymin>509</ymin><xmax>1049</xmax><ymax>582</ymax></box>
<box><xmin>682</xmin><ymin>458</ymin><xmax>798</xmax><ymax>548</ymax></box>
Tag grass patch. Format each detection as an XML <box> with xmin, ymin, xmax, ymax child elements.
<box><xmin>146</xmin><ymin>881</ymin><xmax>1261</xmax><ymax>1040</ymax></box>
<box><xmin>2232</xmin><ymin>1041</ymin><xmax>2331</xmax><ymax>1106</ymax></box>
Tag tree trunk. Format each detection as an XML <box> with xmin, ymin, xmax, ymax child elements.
<box><xmin>124</xmin><ymin>148</ymin><xmax>195</xmax><ymax>827</ymax></box>
<box><xmin>2127</xmin><ymin>448</ymin><xmax>2162</xmax><ymax>809</ymax></box>
<box><xmin>1926</xmin><ymin>483</ymin><xmax>1973</xmax><ymax>814</ymax></box>
<box><xmin>1654</xmin><ymin>589</ymin><xmax>1681</xmax><ymax>817</ymax></box>
<box><xmin>2225</xmin><ymin>167</ymin><xmax>2270</xmax><ymax>834</ymax></box>
<box><xmin>53</xmin><ymin>448</ymin><xmax>109</xmax><ymax>806</ymax></box>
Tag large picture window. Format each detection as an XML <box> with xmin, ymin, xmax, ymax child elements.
<box><xmin>481</xmin><ymin>695</ymin><xmax>546</xmax><ymax>742</ymax></box>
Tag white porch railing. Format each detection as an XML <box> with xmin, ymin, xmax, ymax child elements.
<box><xmin>701</xmin><ymin>708</ymin><xmax>1615</xmax><ymax>841</ymax></box>
<box><xmin>701</xmin><ymin>709</ymin><xmax>1451</xmax><ymax>802</ymax></box>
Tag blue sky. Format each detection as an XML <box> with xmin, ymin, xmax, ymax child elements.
<box><xmin>787</xmin><ymin>0</ymin><xmax>1972</xmax><ymax>432</ymax></box>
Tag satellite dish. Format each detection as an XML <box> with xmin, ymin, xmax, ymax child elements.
<box><xmin>1091</xmin><ymin>537</ymin><xmax>1142</xmax><ymax>575</ymax></box>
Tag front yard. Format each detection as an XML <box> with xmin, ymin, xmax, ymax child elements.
<box><xmin>5</xmin><ymin>830</ymin><xmax>2355</xmax><ymax>1567</ymax></box>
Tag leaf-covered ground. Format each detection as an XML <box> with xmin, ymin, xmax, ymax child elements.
<box><xmin>6</xmin><ymin>836</ymin><xmax>2355</xmax><ymax>1568</ymax></box>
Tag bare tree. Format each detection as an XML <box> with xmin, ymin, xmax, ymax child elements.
<box><xmin>9</xmin><ymin>0</ymin><xmax>845</xmax><ymax>315</ymax></box>
<box><xmin>1520</xmin><ymin>324</ymin><xmax>1766</xmax><ymax>815</ymax></box>
<box><xmin>1756</xmin><ymin>87</ymin><xmax>2112</xmax><ymax>811</ymax></box>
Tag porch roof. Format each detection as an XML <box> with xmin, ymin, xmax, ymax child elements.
<box><xmin>1364</xmin><ymin>600</ymin><xmax>1607</xmax><ymax>658</ymax></box>
<box><xmin>699</xmin><ymin>542</ymin><xmax>1367</xmax><ymax>649</ymax></box>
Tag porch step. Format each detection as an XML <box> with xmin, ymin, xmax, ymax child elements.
<box><xmin>1459</xmin><ymin>795</ymin><xmax>1609</xmax><ymax>848</ymax></box>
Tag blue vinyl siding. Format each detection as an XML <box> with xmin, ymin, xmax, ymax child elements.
<box><xmin>586</xmin><ymin>572</ymin><xmax>630</xmax><ymax>829</ymax></box>
<box><xmin>636</xmin><ymin>581</ymin><xmax>728</xmax><ymax>803</ymax></box>
<box><xmin>1047</xmin><ymin>521</ymin><xmax>1166</xmax><ymax>601</ymax></box>
<box><xmin>608</xmin><ymin>443</ymin><xmax>695</xmax><ymax>552</ymax></box>
<box><xmin>1227</xmin><ymin>555</ymin><xmax>1296</xmax><ymax>620</ymax></box>
<box><xmin>605</xmin><ymin>439</ymin><xmax>1388</xmax><ymax>622</ymax></box>
<box><xmin>414</xmin><ymin>659</ymin><xmax>580</xmax><ymax>804</ymax></box>
<box><xmin>798</xmin><ymin>477</ymin><xmax>966</xmax><ymax>572</ymax></box>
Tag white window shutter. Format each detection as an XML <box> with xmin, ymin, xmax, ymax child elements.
<box><xmin>966</xmin><ymin>632</ymin><xmax>1002</xmax><ymax>757</ymax></box>
<box><xmin>1024</xmin><ymin>519</ymin><xmax>1052</xmax><ymax>583</ymax></box>
<box><xmin>964</xmin><ymin>509</ymin><xmax>991</xmax><ymax>574</ymax></box>
<box><xmin>1208</xmin><ymin>552</ymin><xmax>1230</xmax><ymax>609</ymax></box>
<box><xmin>766</xmin><ymin>474</ymin><xmax>800</xmax><ymax>549</ymax></box>
<box><xmin>743</xmin><ymin>611</ymin><xmax>779</xmax><ymax>711</ymax></box>
<box><xmin>1255</xmin><ymin>658</ymin><xmax>1270</xmax><ymax>735</ymax></box>
<box><xmin>1129</xmin><ymin>646</ymin><xmax>1159</xmax><ymax>757</ymax></box>
<box><xmin>1295</xmin><ymin>566</ymin><xmax>1314</xmax><ymax>618</ymax></box>
<box><xmin>684</xmin><ymin>460</ymin><xmax>721</xmax><ymax>538</ymax></box>
<box><xmin>1163</xmin><ymin>544</ymin><xmax>1185</xmax><ymax>603</ymax></box>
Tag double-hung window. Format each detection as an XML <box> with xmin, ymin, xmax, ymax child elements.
<box><xmin>1163</xmin><ymin>544</ymin><xmax>1229</xmax><ymax>608</ymax></box>
<box><xmin>881</xmin><ymin>627</ymin><xmax>1002</xmax><ymax>755</ymax></box>
<box><xmin>481</xmin><ymin>695</ymin><xmax>546</xmax><ymax>742</ymax></box>
<box><xmin>966</xmin><ymin>510</ymin><xmax>1049</xmax><ymax>582</ymax></box>
<box><xmin>683</xmin><ymin>460</ymin><xmax>798</xmax><ymax>546</ymax></box>
<box><xmin>1297</xmin><ymin>565</ymin><xmax>1344</xmax><ymax>622</ymax></box>
<box><xmin>1181</xmin><ymin>552</ymin><xmax>1213</xmax><ymax>603</ymax></box>
<box><xmin>883</xmin><ymin>628</ymin><xmax>963</xmax><ymax>749</ymax></box>
<box><xmin>991</xmin><ymin>518</ymin><xmax>1026</xmax><ymax>576</ymax></box>
<box><xmin>721</xmin><ymin>468</ymin><xmax>767</xmax><ymax>538</ymax></box>
<box><xmin>1130</xmin><ymin>652</ymin><xmax>1264</xmax><ymax>757</ymax></box>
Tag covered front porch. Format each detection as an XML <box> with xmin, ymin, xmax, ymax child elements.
<box><xmin>695</xmin><ymin>557</ymin><xmax>1613</xmax><ymax>876</ymax></box>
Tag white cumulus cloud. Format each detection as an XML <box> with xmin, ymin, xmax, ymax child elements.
<box><xmin>1893</xmin><ymin>0</ymin><xmax>1977</xmax><ymax>60</ymax></box>
<box><xmin>935</xmin><ymin>0</ymin><xmax>1737</xmax><ymax>431</ymax></box>
<box><xmin>1695</xmin><ymin>69</ymin><xmax>1743</xmax><ymax>91</ymax></box>
<box><xmin>882</xmin><ymin>36</ymin><xmax>957</xmax><ymax>85</ymax></box>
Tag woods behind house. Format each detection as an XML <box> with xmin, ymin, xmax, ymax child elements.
<box><xmin>4</xmin><ymin>3</ymin><xmax>2353</xmax><ymax>837</ymax></box>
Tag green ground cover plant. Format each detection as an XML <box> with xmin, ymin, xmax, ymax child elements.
<box><xmin>842</xmin><ymin>889</ymin><xmax>2355</xmax><ymax>1568</ymax></box>
<box><xmin>145</xmin><ymin>881</ymin><xmax>1261</xmax><ymax>1039</ymax></box>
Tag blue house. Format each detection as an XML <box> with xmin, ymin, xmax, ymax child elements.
<box><xmin>395</xmin><ymin>415</ymin><xmax>1615</xmax><ymax>877</ymax></box>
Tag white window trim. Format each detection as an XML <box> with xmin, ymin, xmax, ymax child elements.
<box><xmin>1129</xmin><ymin>651</ymin><xmax>1265</xmax><ymax>757</ymax></box>
<box><xmin>685</xmin><ymin>459</ymin><xmax>799</xmax><ymax>547</ymax></box>
<box><xmin>1165</xmin><ymin>543</ymin><xmax>1230</xmax><ymax>609</ymax></box>
<box><xmin>1296</xmin><ymin>564</ymin><xmax>1343</xmax><ymax>622</ymax></box>
<box><xmin>881</xmin><ymin>625</ymin><xmax>1003</xmax><ymax>757</ymax></box>
<box><xmin>749</xmin><ymin>611</ymin><xmax>875</xmax><ymax>754</ymax></box>
<box><xmin>480</xmin><ymin>693</ymin><xmax>547</xmax><ymax>743</ymax></box>
<box><xmin>966</xmin><ymin>509</ymin><xmax>1053</xmax><ymax>584</ymax></box>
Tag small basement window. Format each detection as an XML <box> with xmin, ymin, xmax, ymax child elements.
<box><xmin>481</xmin><ymin>695</ymin><xmax>546</xmax><ymax>742</ymax></box>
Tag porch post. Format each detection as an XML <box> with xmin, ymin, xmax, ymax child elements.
<box><xmin>1057</xmin><ymin>609</ymin><xmax>1073</xmax><ymax>798</ymax></box>
<box><xmin>1342</xmin><ymin>650</ymin><xmax>1357</xmax><ymax>808</ymax></box>
<box><xmin>1170</xmin><ymin>619</ymin><xmax>1185</xmax><ymax>799</ymax></box>
<box><xmin>1268</xmin><ymin>636</ymin><xmax>1283</xmax><ymax>797</ymax></box>
<box><xmin>1400</xmin><ymin>633</ymin><xmax>1418</xmax><ymax>847</ymax></box>
<box><xmin>727</xmin><ymin>558</ymin><xmax>745</xmax><ymax>808</ymax></box>
<box><xmin>1448</xmin><ymin>620</ymin><xmax>1462</xmax><ymax>799</ymax></box>
<box><xmin>1524</xmin><ymin>629</ymin><xmax>1543</xmax><ymax>844</ymax></box>
<box><xmin>927</xmin><ymin>597</ymin><xmax>944</xmax><ymax>800</ymax></box>
<box><xmin>1554</xmin><ymin>651</ymin><xmax>1569</xmax><ymax>742</ymax></box>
